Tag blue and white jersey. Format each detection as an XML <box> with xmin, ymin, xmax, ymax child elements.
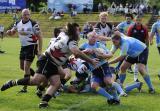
<box><xmin>116</xmin><ymin>21</ymin><xmax>134</xmax><ymax>34</ymax></box>
<box><xmin>151</xmin><ymin>20</ymin><xmax>160</xmax><ymax>47</ymax></box>
<box><xmin>80</xmin><ymin>41</ymin><xmax>109</xmax><ymax>71</ymax></box>
<box><xmin>111</xmin><ymin>34</ymin><xmax>146</xmax><ymax>57</ymax></box>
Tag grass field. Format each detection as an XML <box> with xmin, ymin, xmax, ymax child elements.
<box><xmin>0</xmin><ymin>37</ymin><xmax>160</xmax><ymax>111</ymax></box>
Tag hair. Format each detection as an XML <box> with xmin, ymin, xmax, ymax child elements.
<box><xmin>22</xmin><ymin>8</ymin><xmax>30</xmax><ymax>15</ymax></box>
<box><xmin>53</xmin><ymin>27</ymin><xmax>62</xmax><ymax>38</ymax></box>
<box><xmin>87</xmin><ymin>31</ymin><xmax>96</xmax><ymax>39</ymax></box>
<box><xmin>125</xmin><ymin>13</ymin><xmax>133</xmax><ymax>19</ymax></box>
<box><xmin>99</xmin><ymin>12</ymin><xmax>108</xmax><ymax>17</ymax></box>
<box><xmin>111</xmin><ymin>33</ymin><xmax>121</xmax><ymax>40</ymax></box>
<box><xmin>66</xmin><ymin>23</ymin><xmax>79</xmax><ymax>41</ymax></box>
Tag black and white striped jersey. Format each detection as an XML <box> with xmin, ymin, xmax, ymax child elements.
<box><xmin>13</xmin><ymin>19</ymin><xmax>40</xmax><ymax>46</ymax></box>
<box><xmin>45</xmin><ymin>32</ymin><xmax>78</xmax><ymax>66</ymax></box>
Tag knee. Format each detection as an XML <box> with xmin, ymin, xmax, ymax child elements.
<box><xmin>30</xmin><ymin>77</ymin><xmax>41</xmax><ymax>85</ymax></box>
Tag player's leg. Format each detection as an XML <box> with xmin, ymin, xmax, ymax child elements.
<box><xmin>138</xmin><ymin>48</ymin><xmax>155</xmax><ymax>93</ymax></box>
<box><xmin>119</xmin><ymin>60</ymin><xmax>132</xmax><ymax>85</ymax></box>
<box><xmin>134</xmin><ymin>64</ymin><xmax>139</xmax><ymax>81</ymax></box>
<box><xmin>39</xmin><ymin>75</ymin><xmax>61</xmax><ymax>108</ymax></box>
<box><xmin>91</xmin><ymin>75</ymin><xmax>114</xmax><ymax>103</ymax></box>
<box><xmin>138</xmin><ymin>63</ymin><xmax>155</xmax><ymax>93</ymax></box>
<box><xmin>1</xmin><ymin>73</ymin><xmax>46</xmax><ymax>91</ymax></box>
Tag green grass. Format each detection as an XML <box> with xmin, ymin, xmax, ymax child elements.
<box><xmin>0</xmin><ymin>37</ymin><xmax>160</xmax><ymax>111</ymax></box>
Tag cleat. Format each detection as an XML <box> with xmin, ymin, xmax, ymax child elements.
<box><xmin>149</xmin><ymin>88</ymin><xmax>155</xmax><ymax>94</ymax></box>
<box><xmin>113</xmin><ymin>99</ymin><xmax>120</xmax><ymax>105</ymax></box>
<box><xmin>36</xmin><ymin>90</ymin><xmax>43</xmax><ymax>98</ymax></box>
<box><xmin>107</xmin><ymin>99</ymin><xmax>114</xmax><ymax>105</ymax></box>
<box><xmin>119</xmin><ymin>92</ymin><xmax>128</xmax><ymax>97</ymax></box>
<box><xmin>137</xmin><ymin>82</ymin><xmax>143</xmax><ymax>92</ymax></box>
<box><xmin>107</xmin><ymin>99</ymin><xmax>120</xmax><ymax>105</ymax></box>
<box><xmin>135</xmin><ymin>79</ymin><xmax>140</xmax><ymax>82</ymax></box>
<box><xmin>1</xmin><ymin>80</ymin><xmax>15</xmax><ymax>91</ymax></box>
<box><xmin>39</xmin><ymin>101</ymin><xmax>49</xmax><ymax>108</ymax></box>
<box><xmin>19</xmin><ymin>87</ymin><xmax>27</xmax><ymax>93</ymax></box>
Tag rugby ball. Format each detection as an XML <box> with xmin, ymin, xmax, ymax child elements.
<box><xmin>94</xmin><ymin>48</ymin><xmax>106</xmax><ymax>55</ymax></box>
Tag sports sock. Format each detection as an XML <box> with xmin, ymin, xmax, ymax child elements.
<box><xmin>119</xmin><ymin>74</ymin><xmax>126</xmax><ymax>84</ymax></box>
<box><xmin>125</xmin><ymin>82</ymin><xmax>141</xmax><ymax>93</ymax></box>
<box><xmin>143</xmin><ymin>74</ymin><xmax>154</xmax><ymax>89</ymax></box>
<box><xmin>16</xmin><ymin>77</ymin><xmax>30</xmax><ymax>85</ymax></box>
<box><xmin>112</xmin><ymin>82</ymin><xmax>124</xmax><ymax>94</ymax></box>
<box><xmin>96</xmin><ymin>86</ymin><xmax>113</xmax><ymax>100</ymax></box>
<box><xmin>42</xmin><ymin>94</ymin><xmax>52</xmax><ymax>102</ymax></box>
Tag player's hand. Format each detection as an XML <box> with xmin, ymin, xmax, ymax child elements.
<box><xmin>91</xmin><ymin>58</ymin><xmax>99</xmax><ymax>68</ymax></box>
<box><xmin>6</xmin><ymin>30</ymin><xmax>12</xmax><ymax>36</ymax></box>
<box><xmin>83</xmin><ymin>49</ymin><xmax>93</xmax><ymax>54</ymax></box>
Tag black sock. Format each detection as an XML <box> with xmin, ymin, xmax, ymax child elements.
<box><xmin>61</xmin><ymin>79</ymin><xmax>67</xmax><ymax>85</ymax></box>
<box><xmin>37</xmin><ymin>85</ymin><xmax>45</xmax><ymax>91</ymax></box>
<box><xmin>24</xmin><ymin>74</ymin><xmax>30</xmax><ymax>78</ymax></box>
<box><xmin>16</xmin><ymin>77</ymin><xmax>30</xmax><ymax>85</ymax></box>
<box><xmin>30</xmin><ymin>68</ymin><xmax>35</xmax><ymax>76</ymax></box>
<box><xmin>42</xmin><ymin>94</ymin><xmax>52</xmax><ymax>102</ymax></box>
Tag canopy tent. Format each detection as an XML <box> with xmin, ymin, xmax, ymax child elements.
<box><xmin>48</xmin><ymin>0</ymin><xmax>93</xmax><ymax>12</ymax></box>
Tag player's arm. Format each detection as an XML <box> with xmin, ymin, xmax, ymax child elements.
<box><xmin>69</xmin><ymin>41</ymin><xmax>98</xmax><ymax>67</ymax></box>
<box><xmin>37</xmin><ymin>34</ymin><xmax>43</xmax><ymax>56</ymax></box>
<box><xmin>34</xmin><ymin>23</ymin><xmax>43</xmax><ymax>56</ymax></box>
<box><xmin>97</xmin><ymin>51</ymin><xmax>113</xmax><ymax>59</ymax></box>
<box><xmin>127</xmin><ymin>25</ymin><xmax>133</xmax><ymax>37</ymax></box>
<box><xmin>109</xmin><ymin>42</ymin><xmax>128</xmax><ymax>64</ymax></box>
<box><xmin>149</xmin><ymin>24</ymin><xmax>156</xmax><ymax>45</ymax></box>
<box><xmin>144</xmin><ymin>26</ymin><xmax>149</xmax><ymax>47</ymax></box>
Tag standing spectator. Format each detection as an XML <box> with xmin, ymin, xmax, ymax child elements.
<box><xmin>0</xmin><ymin>25</ymin><xmax>5</xmax><ymax>53</ymax></box>
<box><xmin>13</xmin><ymin>13</ymin><xmax>18</xmax><ymax>22</ymax></box>
<box><xmin>98</xmin><ymin>3</ymin><xmax>103</xmax><ymax>12</ymax></box>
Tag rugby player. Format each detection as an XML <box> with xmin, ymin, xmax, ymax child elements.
<box><xmin>6</xmin><ymin>9</ymin><xmax>42</xmax><ymax>93</ymax></box>
<box><xmin>109</xmin><ymin>31</ymin><xmax>155</xmax><ymax>94</ymax></box>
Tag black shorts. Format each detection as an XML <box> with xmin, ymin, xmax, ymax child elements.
<box><xmin>125</xmin><ymin>48</ymin><xmax>148</xmax><ymax>65</ymax></box>
<box><xmin>20</xmin><ymin>44</ymin><xmax>37</xmax><ymax>62</ymax></box>
<box><xmin>157</xmin><ymin>47</ymin><xmax>160</xmax><ymax>55</ymax></box>
<box><xmin>36</xmin><ymin>55</ymin><xmax>59</xmax><ymax>79</ymax></box>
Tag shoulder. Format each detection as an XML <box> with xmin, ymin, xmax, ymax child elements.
<box><xmin>30</xmin><ymin>19</ymin><xmax>38</xmax><ymax>26</ymax></box>
<box><xmin>106</xmin><ymin>22</ymin><xmax>112</xmax><ymax>29</ymax></box>
<box><xmin>95</xmin><ymin>22</ymin><xmax>101</xmax><ymax>28</ymax></box>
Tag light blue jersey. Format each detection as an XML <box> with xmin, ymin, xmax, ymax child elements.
<box><xmin>151</xmin><ymin>20</ymin><xmax>160</xmax><ymax>47</ymax></box>
<box><xmin>117</xmin><ymin>21</ymin><xmax>134</xmax><ymax>34</ymax></box>
<box><xmin>111</xmin><ymin>34</ymin><xmax>146</xmax><ymax>57</ymax></box>
<box><xmin>80</xmin><ymin>42</ymin><xmax>109</xmax><ymax>71</ymax></box>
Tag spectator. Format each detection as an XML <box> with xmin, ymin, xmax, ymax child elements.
<box><xmin>13</xmin><ymin>13</ymin><xmax>18</xmax><ymax>22</ymax></box>
<box><xmin>0</xmin><ymin>25</ymin><xmax>5</xmax><ymax>53</ymax></box>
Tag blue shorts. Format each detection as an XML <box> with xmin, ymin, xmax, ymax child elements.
<box><xmin>91</xmin><ymin>63</ymin><xmax>112</xmax><ymax>84</ymax></box>
<box><xmin>125</xmin><ymin>48</ymin><xmax>148</xmax><ymax>65</ymax></box>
